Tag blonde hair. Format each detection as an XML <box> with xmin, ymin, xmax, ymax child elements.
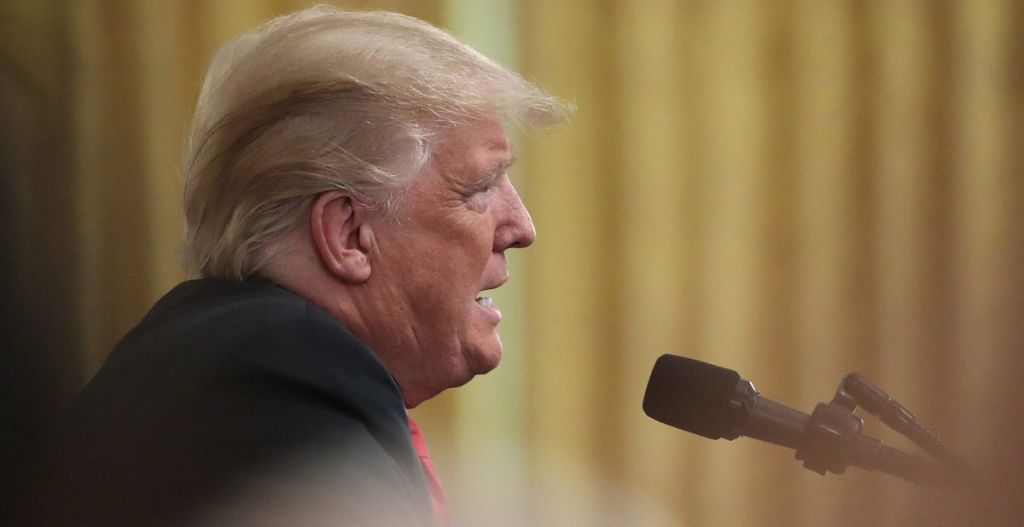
<box><xmin>182</xmin><ymin>6</ymin><xmax>569</xmax><ymax>279</ymax></box>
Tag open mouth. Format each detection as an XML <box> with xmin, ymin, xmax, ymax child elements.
<box><xmin>473</xmin><ymin>295</ymin><xmax>501</xmax><ymax>323</ymax></box>
<box><xmin>475</xmin><ymin>275</ymin><xmax>506</xmax><ymax>318</ymax></box>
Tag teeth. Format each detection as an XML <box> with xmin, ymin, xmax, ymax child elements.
<box><xmin>476</xmin><ymin>296</ymin><xmax>494</xmax><ymax>308</ymax></box>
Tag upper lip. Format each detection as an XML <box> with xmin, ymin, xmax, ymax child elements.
<box><xmin>479</xmin><ymin>274</ymin><xmax>509</xmax><ymax>294</ymax></box>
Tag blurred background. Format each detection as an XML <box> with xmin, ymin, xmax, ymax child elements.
<box><xmin>2</xmin><ymin>1</ymin><xmax>1022</xmax><ymax>525</ymax></box>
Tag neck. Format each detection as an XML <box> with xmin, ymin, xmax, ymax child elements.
<box><xmin>265</xmin><ymin>252</ymin><xmax>434</xmax><ymax>409</ymax></box>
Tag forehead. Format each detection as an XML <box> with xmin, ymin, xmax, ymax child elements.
<box><xmin>430</xmin><ymin>119</ymin><xmax>513</xmax><ymax>179</ymax></box>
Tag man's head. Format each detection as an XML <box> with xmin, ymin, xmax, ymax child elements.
<box><xmin>182</xmin><ymin>7</ymin><xmax>568</xmax><ymax>406</ymax></box>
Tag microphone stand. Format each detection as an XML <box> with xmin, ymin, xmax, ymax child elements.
<box><xmin>792</xmin><ymin>374</ymin><xmax>972</xmax><ymax>486</ymax></box>
<box><xmin>837</xmin><ymin>373</ymin><xmax>974</xmax><ymax>481</ymax></box>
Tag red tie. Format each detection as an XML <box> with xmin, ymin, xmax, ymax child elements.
<box><xmin>408</xmin><ymin>417</ymin><xmax>450</xmax><ymax>526</ymax></box>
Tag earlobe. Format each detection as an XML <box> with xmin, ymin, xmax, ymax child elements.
<box><xmin>310</xmin><ymin>191</ymin><xmax>372</xmax><ymax>283</ymax></box>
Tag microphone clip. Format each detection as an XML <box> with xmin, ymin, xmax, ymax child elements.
<box><xmin>796</xmin><ymin>373</ymin><xmax>972</xmax><ymax>485</ymax></box>
<box><xmin>795</xmin><ymin>401</ymin><xmax>867</xmax><ymax>476</ymax></box>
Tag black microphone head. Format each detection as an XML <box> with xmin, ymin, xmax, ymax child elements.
<box><xmin>643</xmin><ymin>354</ymin><xmax>742</xmax><ymax>439</ymax></box>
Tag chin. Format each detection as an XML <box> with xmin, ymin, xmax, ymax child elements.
<box><xmin>471</xmin><ymin>351</ymin><xmax>502</xmax><ymax>375</ymax></box>
<box><xmin>468</xmin><ymin>333</ymin><xmax>504</xmax><ymax>374</ymax></box>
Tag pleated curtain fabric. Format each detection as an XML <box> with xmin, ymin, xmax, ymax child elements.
<box><xmin>4</xmin><ymin>1</ymin><xmax>1019</xmax><ymax>526</ymax></box>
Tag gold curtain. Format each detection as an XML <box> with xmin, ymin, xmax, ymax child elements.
<box><xmin>517</xmin><ymin>2</ymin><xmax>1023</xmax><ymax>526</ymax></box>
<box><xmin>3</xmin><ymin>1</ymin><xmax>1021</xmax><ymax>526</ymax></box>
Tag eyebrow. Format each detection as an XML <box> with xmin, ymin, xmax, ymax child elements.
<box><xmin>485</xmin><ymin>154</ymin><xmax>517</xmax><ymax>182</ymax></box>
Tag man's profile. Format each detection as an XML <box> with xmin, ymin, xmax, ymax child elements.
<box><xmin>47</xmin><ymin>7</ymin><xmax>568</xmax><ymax>526</ymax></box>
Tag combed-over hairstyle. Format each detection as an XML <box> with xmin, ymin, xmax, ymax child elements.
<box><xmin>182</xmin><ymin>6</ymin><xmax>569</xmax><ymax>279</ymax></box>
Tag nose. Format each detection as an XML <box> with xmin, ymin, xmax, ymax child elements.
<box><xmin>494</xmin><ymin>177</ymin><xmax>536</xmax><ymax>251</ymax></box>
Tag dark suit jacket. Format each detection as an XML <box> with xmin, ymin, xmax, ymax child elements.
<box><xmin>46</xmin><ymin>278</ymin><xmax>436</xmax><ymax>526</ymax></box>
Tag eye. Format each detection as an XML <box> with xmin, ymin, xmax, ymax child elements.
<box><xmin>476</xmin><ymin>181</ymin><xmax>497</xmax><ymax>195</ymax></box>
<box><xmin>462</xmin><ymin>168</ymin><xmax>506</xmax><ymax>210</ymax></box>
<box><xmin>464</xmin><ymin>184</ymin><xmax>493</xmax><ymax>210</ymax></box>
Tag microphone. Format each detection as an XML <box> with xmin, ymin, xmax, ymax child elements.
<box><xmin>642</xmin><ymin>354</ymin><xmax>951</xmax><ymax>485</ymax></box>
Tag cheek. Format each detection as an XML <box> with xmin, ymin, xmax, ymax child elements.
<box><xmin>399</xmin><ymin>255</ymin><xmax>477</xmax><ymax>312</ymax></box>
<box><xmin>383</xmin><ymin>219</ymin><xmax>496</xmax><ymax>309</ymax></box>
<box><xmin>437</xmin><ymin>222</ymin><xmax>497</xmax><ymax>273</ymax></box>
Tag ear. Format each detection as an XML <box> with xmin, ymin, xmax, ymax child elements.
<box><xmin>310</xmin><ymin>190</ymin><xmax>373</xmax><ymax>283</ymax></box>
